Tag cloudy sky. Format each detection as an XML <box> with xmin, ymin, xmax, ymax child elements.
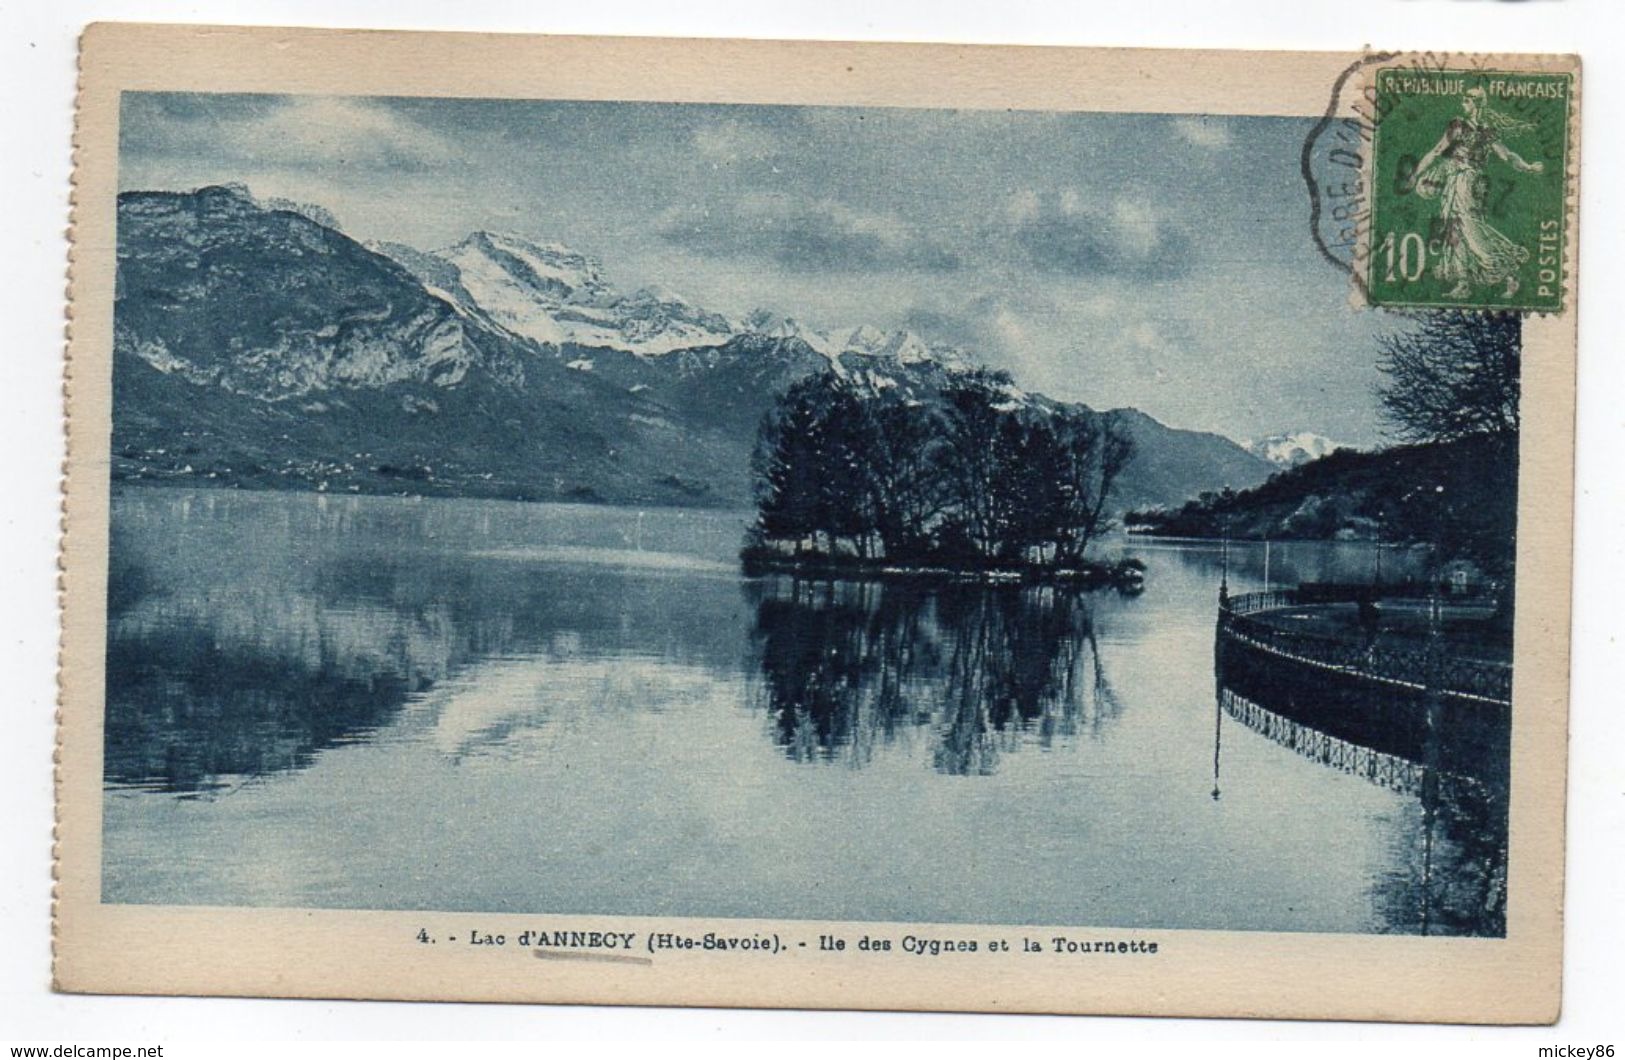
<box><xmin>119</xmin><ymin>93</ymin><xmax>1396</xmax><ymax>447</ymax></box>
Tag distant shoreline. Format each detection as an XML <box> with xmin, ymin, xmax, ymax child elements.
<box><xmin>107</xmin><ymin>475</ymin><xmax>744</xmax><ymax>512</ymax></box>
<box><xmin>739</xmin><ymin>547</ymin><xmax>1146</xmax><ymax>591</ymax></box>
<box><xmin>1124</xmin><ymin>528</ymin><xmax>1386</xmax><ymax>544</ymax></box>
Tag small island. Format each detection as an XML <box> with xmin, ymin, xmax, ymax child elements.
<box><xmin>740</xmin><ymin>368</ymin><xmax>1146</xmax><ymax>591</ymax></box>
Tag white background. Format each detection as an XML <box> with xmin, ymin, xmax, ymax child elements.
<box><xmin>2</xmin><ymin>0</ymin><xmax>1621</xmax><ymax>1045</ymax></box>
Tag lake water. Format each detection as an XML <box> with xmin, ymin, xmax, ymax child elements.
<box><xmin>102</xmin><ymin>489</ymin><xmax>1503</xmax><ymax>935</ymax></box>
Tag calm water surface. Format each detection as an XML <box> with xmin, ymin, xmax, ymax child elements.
<box><xmin>103</xmin><ymin>488</ymin><xmax>1496</xmax><ymax>934</ymax></box>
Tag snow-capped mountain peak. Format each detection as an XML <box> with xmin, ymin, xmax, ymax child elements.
<box><xmin>833</xmin><ymin>325</ymin><xmax>933</xmax><ymax>364</ymax></box>
<box><xmin>375</xmin><ymin>230</ymin><xmax>966</xmax><ymax>367</ymax></box>
<box><xmin>631</xmin><ymin>283</ymin><xmax>695</xmax><ymax>307</ymax></box>
<box><xmin>450</xmin><ymin>231</ymin><xmax>609</xmax><ymax>303</ymax></box>
<box><xmin>748</xmin><ymin>318</ymin><xmax>961</xmax><ymax>374</ymax></box>
<box><xmin>1248</xmin><ymin>431</ymin><xmax>1346</xmax><ymax>468</ymax></box>
<box><xmin>765</xmin><ymin>317</ymin><xmax>840</xmax><ymax>357</ymax></box>
<box><xmin>883</xmin><ymin>330</ymin><xmax>933</xmax><ymax>364</ymax></box>
<box><xmin>839</xmin><ymin>324</ymin><xmax>891</xmax><ymax>353</ymax></box>
<box><xmin>373</xmin><ymin>231</ymin><xmax>738</xmax><ymax>356</ymax></box>
<box><xmin>606</xmin><ymin>287</ymin><xmax>738</xmax><ymax>354</ymax></box>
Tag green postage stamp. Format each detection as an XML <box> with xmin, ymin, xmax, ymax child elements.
<box><xmin>1367</xmin><ymin>68</ymin><xmax>1572</xmax><ymax>312</ymax></box>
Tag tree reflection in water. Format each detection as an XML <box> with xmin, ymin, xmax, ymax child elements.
<box><xmin>1380</xmin><ymin>773</ymin><xmax>1508</xmax><ymax>937</ymax></box>
<box><xmin>746</xmin><ymin>578</ymin><xmax>1120</xmax><ymax>774</ymax></box>
<box><xmin>1214</xmin><ymin>678</ymin><xmax>1509</xmax><ymax>937</ymax></box>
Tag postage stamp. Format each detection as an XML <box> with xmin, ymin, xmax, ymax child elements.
<box><xmin>55</xmin><ymin>25</ymin><xmax>1579</xmax><ymax>1022</ymax></box>
<box><xmin>1365</xmin><ymin>68</ymin><xmax>1573</xmax><ymax>311</ymax></box>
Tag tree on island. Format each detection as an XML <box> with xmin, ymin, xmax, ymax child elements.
<box><xmin>750</xmin><ymin>375</ymin><xmax>829</xmax><ymax>555</ymax></box>
<box><xmin>747</xmin><ymin>369</ymin><xmax>1135</xmax><ymax>573</ymax></box>
<box><xmin>939</xmin><ymin>368</ymin><xmax>1021</xmax><ymax>560</ymax></box>
<box><xmin>863</xmin><ymin>399</ymin><xmax>950</xmax><ymax>560</ymax></box>
<box><xmin>1067</xmin><ymin>412</ymin><xmax>1134</xmax><ymax>564</ymax></box>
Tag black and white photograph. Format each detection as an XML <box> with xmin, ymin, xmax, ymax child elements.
<box><xmin>100</xmin><ymin>92</ymin><xmax>1519</xmax><ymax>937</ymax></box>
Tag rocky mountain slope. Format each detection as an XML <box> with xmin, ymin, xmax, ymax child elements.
<box><xmin>110</xmin><ymin>185</ymin><xmax>1276</xmax><ymax>510</ymax></box>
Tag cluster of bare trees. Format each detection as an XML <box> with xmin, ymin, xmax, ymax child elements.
<box><xmin>749</xmin><ymin>367</ymin><xmax>1134</xmax><ymax>569</ymax></box>
<box><xmin>1377</xmin><ymin>311</ymin><xmax>1521</xmax><ymax>582</ymax></box>
<box><xmin>1377</xmin><ymin>313</ymin><xmax>1520</xmax><ymax>444</ymax></box>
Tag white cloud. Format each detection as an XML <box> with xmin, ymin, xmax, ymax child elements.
<box><xmin>1126</xmin><ymin>320</ymin><xmax>1168</xmax><ymax>352</ymax></box>
<box><xmin>1006</xmin><ymin>191</ymin><xmax>1191</xmax><ymax>278</ymax></box>
<box><xmin>215</xmin><ymin>98</ymin><xmax>457</xmax><ymax>168</ymax></box>
<box><xmin>991</xmin><ymin>304</ymin><xmax>1031</xmax><ymax>350</ymax></box>
<box><xmin>1110</xmin><ymin>198</ymin><xmax>1165</xmax><ymax>257</ymax></box>
<box><xmin>1172</xmin><ymin>116</ymin><xmax>1232</xmax><ymax>149</ymax></box>
<box><xmin>1076</xmin><ymin>292</ymin><xmax>1121</xmax><ymax>320</ymax></box>
<box><xmin>659</xmin><ymin>193</ymin><xmax>960</xmax><ymax>272</ymax></box>
<box><xmin>1005</xmin><ymin>189</ymin><xmax>1041</xmax><ymax>224</ymax></box>
<box><xmin>691</xmin><ymin>119</ymin><xmax>782</xmax><ymax>165</ymax></box>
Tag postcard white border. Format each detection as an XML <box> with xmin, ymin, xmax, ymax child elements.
<box><xmin>57</xmin><ymin>24</ymin><xmax>1578</xmax><ymax>1022</ymax></box>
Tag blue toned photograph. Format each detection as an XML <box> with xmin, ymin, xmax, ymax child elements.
<box><xmin>103</xmin><ymin>95</ymin><xmax>1514</xmax><ymax>936</ymax></box>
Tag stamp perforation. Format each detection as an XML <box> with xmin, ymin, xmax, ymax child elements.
<box><xmin>1351</xmin><ymin>51</ymin><xmax>1580</xmax><ymax>317</ymax></box>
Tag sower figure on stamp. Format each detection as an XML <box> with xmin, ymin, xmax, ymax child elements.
<box><xmin>1403</xmin><ymin>86</ymin><xmax>1545</xmax><ymax>299</ymax></box>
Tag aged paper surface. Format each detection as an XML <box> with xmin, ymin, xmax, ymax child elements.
<box><xmin>57</xmin><ymin>23</ymin><xmax>1577</xmax><ymax>1021</ymax></box>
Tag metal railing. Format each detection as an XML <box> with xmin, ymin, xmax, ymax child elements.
<box><xmin>1220</xmin><ymin>688</ymin><xmax>1428</xmax><ymax>796</ymax></box>
<box><xmin>1219</xmin><ymin>589</ymin><xmax>1512</xmax><ymax>707</ymax></box>
<box><xmin>1224</xmin><ymin>590</ymin><xmax>1299</xmax><ymax>616</ymax></box>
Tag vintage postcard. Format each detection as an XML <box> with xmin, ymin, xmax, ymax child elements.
<box><xmin>57</xmin><ymin>25</ymin><xmax>1579</xmax><ymax>1021</ymax></box>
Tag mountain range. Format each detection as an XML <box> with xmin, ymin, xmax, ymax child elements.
<box><xmin>110</xmin><ymin>184</ymin><xmax>1277</xmax><ymax>511</ymax></box>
